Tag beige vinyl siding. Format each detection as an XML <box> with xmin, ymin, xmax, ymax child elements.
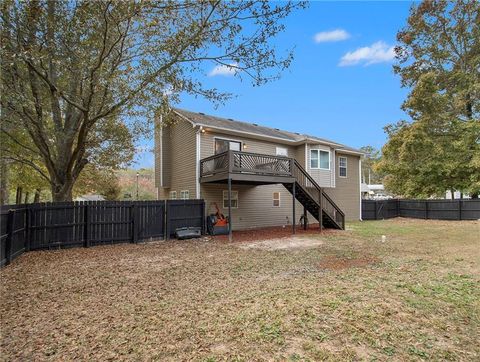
<box><xmin>154</xmin><ymin>119</ymin><xmax>162</xmax><ymax>189</ymax></box>
<box><xmin>295</xmin><ymin>144</ymin><xmax>306</xmax><ymax>168</ymax></box>
<box><xmin>324</xmin><ymin>153</ymin><xmax>361</xmax><ymax>221</ymax></box>
<box><xmin>201</xmin><ymin>183</ymin><xmax>309</xmax><ymax>230</ymax></box>
<box><xmin>200</xmin><ymin>131</ymin><xmax>297</xmax><ymax>159</ymax></box>
<box><xmin>306</xmin><ymin>144</ymin><xmax>334</xmax><ymax>187</ymax></box>
<box><xmin>155</xmin><ymin>116</ymin><xmax>197</xmax><ymax>199</ymax></box>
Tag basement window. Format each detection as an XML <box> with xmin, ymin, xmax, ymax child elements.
<box><xmin>180</xmin><ymin>190</ymin><xmax>189</xmax><ymax>199</ymax></box>
<box><xmin>273</xmin><ymin>192</ymin><xmax>281</xmax><ymax>207</ymax></box>
<box><xmin>223</xmin><ymin>190</ymin><xmax>238</xmax><ymax>209</ymax></box>
<box><xmin>339</xmin><ymin>157</ymin><xmax>347</xmax><ymax>178</ymax></box>
<box><xmin>169</xmin><ymin>191</ymin><xmax>177</xmax><ymax>200</ymax></box>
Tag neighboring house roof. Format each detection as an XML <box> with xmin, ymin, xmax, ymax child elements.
<box><xmin>368</xmin><ymin>184</ymin><xmax>385</xmax><ymax>191</ymax></box>
<box><xmin>172</xmin><ymin>108</ymin><xmax>363</xmax><ymax>155</ymax></box>
<box><xmin>74</xmin><ymin>194</ymin><xmax>105</xmax><ymax>201</ymax></box>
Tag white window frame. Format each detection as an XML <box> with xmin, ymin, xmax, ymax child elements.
<box><xmin>222</xmin><ymin>190</ymin><xmax>238</xmax><ymax>209</ymax></box>
<box><xmin>180</xmin><ymin>190</ymin><xmax>190</xmax><ymax>199</ymax></box>
<box><xmin>276</xmin><ymin>147</ymin><xmax>288</xmax><ymax>156</ymax></box>
<box><xmin>169</xmin><ymin>191</ymin><xmax>177</xmax><ymax>200</ymax></box>
<box><xmin>310</xmin><ymin>149</ymin><xmax>330</xmax><ymax>170</ymax></box>
<box><xmin>339</xmin><ymin>156</ymin><xmax>347</xmax><ymax>178</ymax></box>
<box><xmin>272</xmin><ymin>192</ymin><xmax>281</xmax><ymax>207</ymax></box>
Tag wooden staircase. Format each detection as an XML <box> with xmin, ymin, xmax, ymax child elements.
<box><xmin>283</xmin><ymin>160</ymin><xmax>345</xmax><ymax>230</ymax></box>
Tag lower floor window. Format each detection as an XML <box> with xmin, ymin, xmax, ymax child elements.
<box><xmin>169</xmin><ymin>191</ymin><xmax>177</xmax><ymax>200</ymax></box>
<box><xmin>223</xmin><ymin>190</ymin><xmax>238</xmax><ymax>208</ymax></box>
<box><xmin>273</xmin><ymin>192</ymin><xmax>280</xmax><ymax>207</ymax></box>
<box><xmin>180</xmin><ymin>190</ymin><xmax>190</xmax><ymax>199</ymax></box>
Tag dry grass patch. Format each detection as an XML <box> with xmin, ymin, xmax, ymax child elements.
<box><xmin>1</xmin><ymin>218</ymin><xmax>479</xmax><ymax>361</ymax></box>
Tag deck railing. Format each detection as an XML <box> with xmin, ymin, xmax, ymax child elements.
<box><xmin>200</xmin><ymin>150</ymin><xmax>293</xmax><ymax>178</ymax></box>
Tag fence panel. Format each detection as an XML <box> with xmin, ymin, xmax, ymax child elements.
<box><xmin>425</xmin><ymin>200</ymin><xmax>460</xmax><ymax>220</ymax></box>
<box><xmin>0</xmin><ymin>205</ymin><xmax>27</xmax><ymax>266</ymax></box>
<box><xmin>363</xmin><ymin>199</ymin><xmax>480</xmax><ymax>221</ymax></box>
<box><xmin>166</xmin><ymin>200</ymin><xmax>205</xmax><ymax>238</ymax></box>
<box><xmin>460</xmin><ymin>199</ymin><xmax>480</xmax><ymax>220</ymax></box>
<box><xmin>138</xmin><ymin>200</ymin><xmax>166</xmax><ymax>241</ymax></box>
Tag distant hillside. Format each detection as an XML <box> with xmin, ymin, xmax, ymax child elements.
<box><xmin>117</xmin><ymin>168</ymin><xmax>156</xmax><ymax>200</ymax></box>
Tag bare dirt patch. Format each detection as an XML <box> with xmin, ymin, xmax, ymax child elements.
<box><xmin>240</xmin><ymin>236</ymin><xmax>324</xmax><ymax>250</ymax></box>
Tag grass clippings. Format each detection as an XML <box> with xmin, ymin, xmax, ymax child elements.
<box><xmin>1</xmin><ymin>218</ymin><xmax>479</xmax><ymax>361</ymax></box>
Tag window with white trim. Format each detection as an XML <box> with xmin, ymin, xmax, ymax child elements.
<box><xmin>310</xmin><ymin>149</ymin><xmax>330</xmax><ymax>170</ymax></box>
<box><xmin>273</xmin><ymin>192</ymin><xmax>280</xmax><ymax>207</ymax></box>
<box><xmin>223</xmin><ymin>190</ymin><xmax>238</xmax><ymax>208</ymax></box>
<box><xmin>169</xmin><ymin>191</ymin><xmax>177</xmax><ymax>199</ymax></box>
<box><xmin>180</xmin><ymin>190</ymin><xmax>190</xmax><ymax>199</ymax></box>
<box><xmin>339</xmin><ymin>157</ymin><xmax>347</xmax><ymax>178</ymax></box>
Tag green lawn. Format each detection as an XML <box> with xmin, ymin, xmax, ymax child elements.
<box><xmin>1</xmin><ymin>218</ymin><xmax>479</xmax><ymax>361</ymax></box>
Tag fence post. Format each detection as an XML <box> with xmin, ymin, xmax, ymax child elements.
<box><xmin>425</xmin><ymin>201</ymin><xmax>429</xmax><ymax>219</ymax></box>
<box><xmin>165</xmin><ymin>200</ymin><xmax>170</xmax><ymax>240</ymax></box>
<box><xmin>201</xmin><ymin>200</ymin><xmax>205</xmax><ymax>235</ymax></box>
<box><xmin>83</xmin><ymin>203</ymin><xmax>90</xmax><ymax>248</ymax></box>
<box><xmin>5</xmin><ymin>210</ymin><xmax>14</xmax><ymax>265</ymax></box>
<box><xmin>374</xmin><ymin>201</ymin><xmax>379</xmax><ymax>220</ymax></box>
<box><xmin>25</xmin><ymin>205</ymin><xmax>31</xmax><ymax>252</ymax></box>
<box><xmin>396</xmin><ymin>199</ymin><xmax>400</xmax><ymax>217</ymax></box>
<box><xmin>131</xmin><ymin>203</ymin><xmax>138</xmax><ymax>243</ymax></box>
<box><xmin>458</xmin><ymin>200</ymin><xmax>462</xmax><ymax>220</ymax></box>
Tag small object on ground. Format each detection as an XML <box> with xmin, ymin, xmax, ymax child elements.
<box><xmin>206</xmin><ymin>202</ymin><xmax>229</xmax><ymax>235</ymax></box>
<box><xmin>381</xmin><ymin>235</ymin><xmax>386</xmax><ymax>243</ymax></box>
<box><xmin>175</xmin><ymin>227</ymin><xmax>202</xmax><ymax>240</ymax></box>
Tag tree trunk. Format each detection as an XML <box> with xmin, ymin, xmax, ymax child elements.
<box><xmin>0</xmin><ymin>159</ymin><xmax>8</xmax><ymax>205</ymax></box>
<box><xmin>51</xmin><ymin>181</ymin><xmax>74</xmax><ymax>202</ymax></box>
<box><xmin>15</xmin><ymin>186</ymin><xmax>23</xmax><ymax>204</ymax></box>
<box><xmin>24</xmin><ymin>192</ymin><xmax>30</xmax><ymax>204</ymax></box>
<box><xmin>34</xmin><ymin>189</ymin><xmax>41</xmax><ymax>203</ymax></box>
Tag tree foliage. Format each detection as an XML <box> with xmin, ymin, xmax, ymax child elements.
<box><xmin>359</xmin><ymin>146</ymin><xmax>383</xmax><ymax>184</ymax></box>
<box><xmin>1</xmin><ymin>0</ymin><xmax>305</xmax><ymax>201</ymax></box>
<box><xmin>378</xmin><ymin>0</ymin><xmax>480</xmax><ymax>198</ymax></box>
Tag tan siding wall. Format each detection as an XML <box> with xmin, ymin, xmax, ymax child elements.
<box><xmin>295</xmin><ymin>144</ymin><xmax>306</xmax><ymax>168</ymax></box>
<box><xmin>154</xmin><ymin>118</ymin><xmax>163</xmax><ymax>189</ymax></box>
<box><xmin>201</xmin><ymin>183</ymin><xmax>309</xmax><ymax>230</ymax></box>
<box><xmin>156</xmin><ymin>117</ymin><xmax>197</xmax><ymax>199</ymax></box>
<box><xmin>199</xmin><ymin>131</ymin><xmax>297</xmax><ymax>159</ymax></box>
<box><xmin>306</xmin><ymin>144</ymin><xmax>334</xmax><ymax>187</ymax></box>
<box><xmin>324</xmin><ymin>153</ymin><xmax>361</xmax><ymax>221</ymax></box>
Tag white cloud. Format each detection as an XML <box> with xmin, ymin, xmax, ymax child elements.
<box><xmin>313</xmin><ymin>29</ymin><xmax>350</xmax><ymax>43</ymax></box>
<box><xmin>208</xmin><ymin>62</ymin><xmax>238</xmax><ymax>77</ymax></box>
<box><xmin>339</xmin><ymin>41</ymin><xmax>395</xmax><ymax>66</ymax></box>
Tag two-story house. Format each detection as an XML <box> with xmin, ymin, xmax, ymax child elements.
<box><xmin>155</xmin><ymin>108</ymin><xmax>363</xmax><ymax>234</ymax></box>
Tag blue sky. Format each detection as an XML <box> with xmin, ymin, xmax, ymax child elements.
<box><xmin>135</xmin><ymin>1</ymin><xmax>414</xmax><ymax>168</ymax></box>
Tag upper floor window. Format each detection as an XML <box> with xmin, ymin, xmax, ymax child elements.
<box><xmin>310</xmin><ymin>149</ymin><xmax>330</xmax><ymax>170</ymax></box>
<box><xmin>215</xmin><ymin>138</ymin><xmax>241</xmax><ymax>154</ymax></box>
<box><xmin>339</xmin><ymin>156</ymin><xmax>347</xmax><ymax>178</ymax></box>
<box><xmin>180</xmin><ymin>190</ymin><xmax>190</xmax><ymax>199</ymax></box>
<box><xmin>276</xmin><ymin>147</ymin><xmax>288</xmax><ymax>156</ymax></box>
<box><xmin>169</xmin><ymin>191</ymin><xmax>177</xmax><ymax>200</ymax></box>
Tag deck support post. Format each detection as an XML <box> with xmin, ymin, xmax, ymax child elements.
<box><xmin>228</xmin><ymin>177</ymin><xmax>232</xmax><ymax>242</ymax></box>
<box><xmin>303</xmin><ymin>207</ymin><xmax>307</xmax><ymax>230</ymax></box>
<box><xmin>292</xmin><ymin>182</ymin><xmax>296</xmax><ymax>235</ymax></box>
<box><xmin>319</xmin><ymin>189</ymin><xmax>323</xmax><ymax>232</ymax></box>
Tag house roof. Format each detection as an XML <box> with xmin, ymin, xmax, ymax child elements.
<box><xmin>172</xmin><ymin>108</ymin><xmax>363</xmax><ymax>155</ymax></box>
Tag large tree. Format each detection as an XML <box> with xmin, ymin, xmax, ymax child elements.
<box><xmin>1</xmin><ymin>0</ymin><xmax>305</xmax><ymax>201</ymax></box>
<box><xmin>378</xmin><ymin>0</ymin><xmax>480</xmax><ymax>198</ymax></box>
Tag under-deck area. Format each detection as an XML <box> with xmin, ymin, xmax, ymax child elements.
<box><xmin>200</xmin><ymin>150</ymin><xmax>345</xmax><ymax>240</ymax></box>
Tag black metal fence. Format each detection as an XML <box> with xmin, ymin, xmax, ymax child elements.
<box><xmin>0</xmin><ymin>199</ymin><xmax>205</xmax><ymax>267</ymax></box>
<box><xmin>362</xmin><ymin>199</ymin><xmax>480</xmax><ymax>221</ymax></box>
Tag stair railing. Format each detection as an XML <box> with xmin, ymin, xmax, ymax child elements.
<box><xmin>292</xmin><ymin>160</ymin><xmax>345</xmax><ymax>229</ymax></box>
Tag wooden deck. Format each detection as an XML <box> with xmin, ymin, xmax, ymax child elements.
<box><xmin>199</xmin><ymin>150</ymin><xmax>296</xmax><ymax>184</ymax></box>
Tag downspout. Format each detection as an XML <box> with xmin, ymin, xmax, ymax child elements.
<box><xmin>359</xmin><ymin>158</ymin><xmax>363</xmax><ymax>221</ymax></box>
<box><xmin>195</xmin><ymin>127</ymin><xmax>201</xmax><ymax>199</ymax></box>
